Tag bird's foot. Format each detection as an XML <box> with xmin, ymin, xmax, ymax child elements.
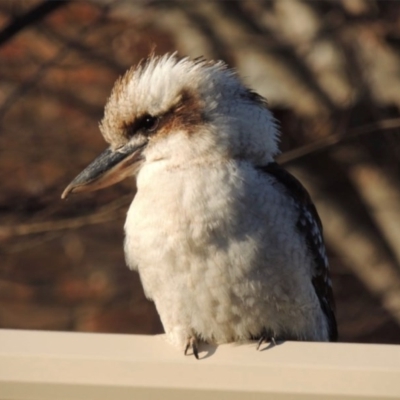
<box><xmin>256</xmin><ymin>335</ymin><xmax>276</xmax><ymax>350</ymax></box>
<box><xmin>184</xmin><ymin>336</ymin><xmax>199</xmax><ymax>359</ymax></box>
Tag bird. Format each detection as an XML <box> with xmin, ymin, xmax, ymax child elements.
<box><xmin>62</xmin><ymin>53</ymin><xmax>337</xmax><ymax>359</ymax></box>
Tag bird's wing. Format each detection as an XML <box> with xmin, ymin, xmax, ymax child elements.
<box><xmin>257</xmin><ymin>162</ymin><xmax>338</xmax><ymax>341</ymax></box>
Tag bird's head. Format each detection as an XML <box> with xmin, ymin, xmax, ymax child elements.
<box><xmin>62</xmin><ymin>54</ymin><xmax>279</xmax><ymax>198</ymax></box>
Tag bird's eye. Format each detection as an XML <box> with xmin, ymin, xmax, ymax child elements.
<box><xmin>140</xmin><ymin>114</ymin><xmax>159</xmax><ymax>133</ymax></box>
<box><xmin>125</xmin><ymin>114</ymin><xmax>159</xmax><ymax>138</ymax></box>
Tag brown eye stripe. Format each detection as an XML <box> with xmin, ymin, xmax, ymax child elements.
<box><xmin>121</xmin><ymin>88</ymin><xmax>205</xmax><ymax>140</ymax></box>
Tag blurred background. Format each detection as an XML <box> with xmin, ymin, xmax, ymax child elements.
<box><xmin>1</xmin><ymin>0</ymin><xmax>400</xmax><ymax>344</ymax></box>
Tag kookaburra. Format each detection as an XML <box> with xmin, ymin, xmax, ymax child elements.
<box><xmin>62</xmin><ymin>54</ymin><xmax>337</xmax><ymax>358</ymax></box>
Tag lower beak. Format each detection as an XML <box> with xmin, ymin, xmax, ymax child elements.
<box><xmin>61</xmin><ymin>142</ymin><xmax>145</xmax><ymax>199</ymax></box>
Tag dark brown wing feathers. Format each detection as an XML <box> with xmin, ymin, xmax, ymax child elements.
<box><xmin>257</xmin><ymin>162</ymin><xmax>338</xmax><ymax>341</ymax></box>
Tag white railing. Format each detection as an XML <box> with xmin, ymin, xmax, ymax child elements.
<box><xmin>0</xmin><ymin>329</ymin><xmax>399</xmax><ymax>399</ymax></box>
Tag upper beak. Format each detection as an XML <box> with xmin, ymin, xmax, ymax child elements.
<box><xmin>61</xmin><ymin>141</ymin><xmax>146</xmax><ymax>199</ymax></box>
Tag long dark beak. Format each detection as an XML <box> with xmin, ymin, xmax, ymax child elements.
<box><xmin>61</xmin><ymin>142</ymin><xmax>145</xmax><ymax>199</ymax></box>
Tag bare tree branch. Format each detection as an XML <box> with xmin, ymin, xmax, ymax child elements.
<box><xmin>279</xmin><ymin>118</ymin><xmax>400</xmax><ymax>165</ymax></box>
<box><xmin>0</xmin><ymin>195</ymin><xmax>131</xmax><ymax>240</ymax></box>
<box><xmin>0</xmin><ymin>3</ymin><xmax>110</xmax><ymax>124</ymax></box>
<box><xmin>0</xmin><ymin>0</ymin><xmax>68</xmax><ymax>47</ymax></box>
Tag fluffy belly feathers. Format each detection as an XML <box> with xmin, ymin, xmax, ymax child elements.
<box><xmin>124</xmin><ymin>161</ymin><xmax>328</xmax><ymax>347</ymax></box>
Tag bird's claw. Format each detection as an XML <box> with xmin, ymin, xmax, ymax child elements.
<box><xmin>256</xmin><ymin>335</ymin><xmax>276</xmax><ymax>350</ymax></box>
<box><xmin>184</xmin><ymin>336</ymin><xmax>199</xmax><ymax>359</ymax></box>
